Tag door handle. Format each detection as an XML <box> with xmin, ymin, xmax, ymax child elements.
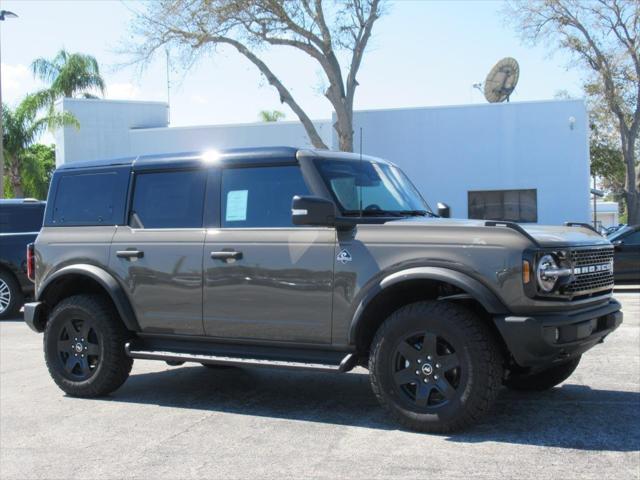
<box><xmin>116</xmin><ymin>250</ymin><xmax>144</xmax><ymax>259</ymax></box>
<box><xmin>210</xmin><ymin>250</ymin><xmax>243</xmax><ymax>262</ymax></box>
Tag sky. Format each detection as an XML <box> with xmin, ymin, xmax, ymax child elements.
<box><xmin>1</xmin><ymin>0</ymin><xmax>585</xmax><ymax>131</ymax></box>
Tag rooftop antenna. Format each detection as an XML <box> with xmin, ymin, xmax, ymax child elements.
<box><xmin>165</xmin><ymin>48</ymin><xmax>171</xmax><ymax>125</ymax></box>
<box><xmin>359</xmin><ymin>127</ymin><xmax>363</xmax><ymax>218</ymax></box>
<box><xmin>483</xmin><ymin>57</ymin><xmax>520</xmax><ymax>103</ymax></box>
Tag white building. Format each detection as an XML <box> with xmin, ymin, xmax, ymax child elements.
<box><xmin>591</xmin><ymin>201</ymin><xmax>620</xmax><ymax>230</ymax></box>
<box><xmin>55</xmin><ymin>98</ymin><xmax>591</xmax><ymax>225</ymax></box>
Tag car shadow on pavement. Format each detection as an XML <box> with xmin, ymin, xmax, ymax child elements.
<box><xmin>99</xmin><ymin>365</ymin><xmax>640</xmax><ymax>452</ymax></box>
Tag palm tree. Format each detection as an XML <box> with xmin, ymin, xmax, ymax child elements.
<box><xmin>31</xmin><ymin>49</ymin><xmax>106</xmax><ymax>99</ymax></box>
<box><xmin>258</xmin><ymin>110</ymin><xmax>285</xmax><ymax>122</ymax></box>
<box><xmin>3</xmin><ymin>92</ymin><xmax>78</xmax><ymax>197</ymax></box>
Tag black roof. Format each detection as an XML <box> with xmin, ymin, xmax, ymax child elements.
<box><xmin>56</xmin><ymin>146</ymin><xmax>391</xmax><ymax>171</ymax></box>
<box><xmin>57</xmin><ymin>146</ymin><xmax>300</xmax><ymax>171</ymax></box>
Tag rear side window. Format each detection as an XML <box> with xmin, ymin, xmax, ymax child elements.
<box><xmin>0</xmin><ymin>204</ymin><xmax>44</xmax><ymax>233</ymax></box>
<box><xmin>131</xmin><ymin>170</ymin><xmax>207</xmax><ymax>228</ymax></box>
<box><xmin>221</xmin><ymin>166</ymin><xmax>310</xmax><ymax>228</ymax></box>
<box><xmin>52</xmin><ymin>171</ymin><xmax>123</xmax><ymax>225</ymax></box>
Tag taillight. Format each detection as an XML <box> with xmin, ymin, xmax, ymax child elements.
<box><xmin>27</xmin><ymin>243</ymin><xmax>35</xmax><ymax>282</ymax></box>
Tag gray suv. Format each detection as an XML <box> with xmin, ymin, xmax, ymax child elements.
<box><xmin>24</xmin><ymin>147</ymin><xmax>622</xmax><ymax>432</ymax></box>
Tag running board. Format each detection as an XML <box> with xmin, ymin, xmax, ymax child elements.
<box><xmin>125</xmin><ymin>343</ymin><xmax>358</xmax><ymax>373</ymax></box>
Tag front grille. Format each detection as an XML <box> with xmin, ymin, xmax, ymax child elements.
<box><xmin>562</xmin><ymin>247</ymin><xmax>614</xmax><ymax>296</ymax></box>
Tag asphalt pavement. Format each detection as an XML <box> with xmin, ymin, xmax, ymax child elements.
<box><xmin>1</xmin><ymin>290</ymin><xmax>638</xmax><ymax>479</ymax></box>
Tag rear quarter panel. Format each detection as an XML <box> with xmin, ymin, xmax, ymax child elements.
<box><xmin>34</xmin><ymin>226</ymin><xmax>118</xmax><ymax>299</ymax></box>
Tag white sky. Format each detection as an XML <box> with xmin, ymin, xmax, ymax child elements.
<box><xmin>1</xmin><ymin>0</ymin><xmax>584</xmax><ymax>133</ymax></box>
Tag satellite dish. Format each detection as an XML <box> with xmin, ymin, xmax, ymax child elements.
<box><xmin>483</xmin><ymin>57</ymin><xmax>519</xmax><ymax>103</ymax></box>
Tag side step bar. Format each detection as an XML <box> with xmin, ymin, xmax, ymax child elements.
<box><xmin>125</xmin><ymin>343</ymin><xmax>358</xmax><ymax>373</ymax></box>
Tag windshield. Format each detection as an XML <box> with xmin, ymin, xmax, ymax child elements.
<box><xmin>316</xmin><ymin>159</ymin><xmax>431</xmax><ymax>216</ymax></box>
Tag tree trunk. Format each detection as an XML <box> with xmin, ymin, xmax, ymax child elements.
<box><xmin>336</xmin><ymin>125</ymin><xmax>354</xmax><ymax>152</ymax></box>
<box><xmin>8</xmin><ymin>159</ymin><xmax>24</xmax><ymax>198</ymax></box>
<box><xmin>622</xmin><ymin>132</ymin><xmax>640</xmax><ymax>224</ymax></box>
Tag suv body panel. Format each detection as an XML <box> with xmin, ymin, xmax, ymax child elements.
<box><xmin>203</xmin><ymin>227</ymin><xmax>336</xmax><ymax>343</ymax></box>
<box><xmin>110</xmin><ymin>226</ymin><xmax>206</xmax><ymax>335</ymax></box>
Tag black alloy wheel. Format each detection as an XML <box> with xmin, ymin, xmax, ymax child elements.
<box><xmin>392</xmin><ymin>331</ymin><xmax>463</xmax><ymax>410</ymax></box>
<box><xmin>55</xmin><ymin>317</ymin><xmax>102</xmax><ymax>381</ymax></box>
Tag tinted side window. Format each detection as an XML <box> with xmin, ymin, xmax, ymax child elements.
<box><xmin>0</xmin><ymin>204</ymin><xmax>44</xmax><ymax>233</ymax></box>
<box><xmin>53</xmin><ymin>172</ymin><xmax>120</xmax><ymax>225</ymax></box>
<box><xmin>131</xmin><ymin>170</ymin><xmax>207</xmax><ymax>228</ymax></box>
<box><xmin>222</xmin><ymin>166</ymin><xmax>310</xmax><ymax>228</ymax></box>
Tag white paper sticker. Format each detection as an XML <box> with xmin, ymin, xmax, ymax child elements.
<box><xmin>226</xmin><ymin>190</ymin><xmax>248</xmax><ymax>221</ymax></box>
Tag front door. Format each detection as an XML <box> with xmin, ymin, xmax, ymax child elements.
<box><xmin>203</xmin><ymin>165</ymin><xmax>335</xmax><ymax>343</ymax></box>
<box><xmin>110</xmin><ymin>168</ymin><xmax>209</xmax><ymax>335</ymax></box>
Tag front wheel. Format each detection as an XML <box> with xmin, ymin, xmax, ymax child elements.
<box><xmin>44</xmin><ymin>294</ymin><xmax>133</xmax><ymax>397</ymax></box>
<box><xmin>505</xmin><ymin>356</ymin><xmax>581</xmax><ymax>391</ymax></box>
<box><xmin>369</xmin><ymin>301</ymin><xmax>503</xmax><ymax>433</ymax></box>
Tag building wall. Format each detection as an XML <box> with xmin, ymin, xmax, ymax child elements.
<box><xmin>55</xmin><ymin>98</ymin><xmax>590</xmax><ymax>225</ymax></box>
<box><xmin>128</xmin><ymin>120</ymin><xmax>332</xmax><ymax>155</ymax></box>
<box><xmin>346</xmin><ymin>100</ymin><xmax>590</xmax><ymax>225</ymax></box>
<box><xmin>54</xmin><ymin>98</ymin><xmax>168</xmax><ymax>167</ymax></box>
<box><xmin>592</xmin><ymin>201</ymin><xmax>619</xmax><ymax>229</ymax></box>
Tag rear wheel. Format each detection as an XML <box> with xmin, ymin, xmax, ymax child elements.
<box><xmin>369</xmin><ymin>301</ymin><xmax>503</xmax><ymax>433</ymax></box>
<box><xmin>44</xmin><ymin>294</ymin><xmax>133</xmax><ymax>397</ymax></box>
<box><xmin>505</xmin><ymin>356</ymin><xmax>581</xmax><ymax>391</ymax></box>
<box><xmin>0</xmin><ymin>271</ymin><xmax>23</xmax><ymax>319</ymax></box>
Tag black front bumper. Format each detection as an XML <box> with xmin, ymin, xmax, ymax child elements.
<box><xmin>494</xmin><ymin>299</ymin><xmax>623</xmax><ymax>369</ymax></box>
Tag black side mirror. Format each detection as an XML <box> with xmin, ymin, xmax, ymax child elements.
<box><xmin>437</xmin><ymin>202</ymin><xmax>451</xmax><ymax>218</ymax></box>
<box><xmin>292</xmin><ymin>196</ymin><xmax>336</xmax><ymax>227</ymax></box>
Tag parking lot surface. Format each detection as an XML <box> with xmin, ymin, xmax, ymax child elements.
<box><xmin>1</xmin><ymin>291</ymin><xmax>639</xmax><ymax>479</ymax></box>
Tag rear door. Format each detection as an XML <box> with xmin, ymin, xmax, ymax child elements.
<box><xmin>109</xmin><ymin>168</ymin><xmax>208</xmax><ymax>335</ymax></box>
<box><xmin>203</xmin><ymin>164</ymin><xmax>336</xmax><ymax>343</ymax></box>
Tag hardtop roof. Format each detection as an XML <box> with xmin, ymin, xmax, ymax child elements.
<box><xmin>56</xmin><ymin>146</ymin><xmax>391</xmax><ymax>171</ymax></box>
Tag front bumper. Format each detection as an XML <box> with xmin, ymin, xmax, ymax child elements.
<box><xmin>494</xmin><ymin>299</ymin><xmax>623</xmax><ymax>369</ymax></box>
<box><xmin>23</xmin><ymin>301</ymin><xmax>45</xmax><ymax>333</ymax></box>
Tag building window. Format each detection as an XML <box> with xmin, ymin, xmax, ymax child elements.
<box><xmin>468</xmin><ymin>189</ymin><xmax>537</xmax><ymax>223</ymax></box>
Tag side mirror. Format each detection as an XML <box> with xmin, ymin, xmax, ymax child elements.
<box><xmin>437</xmin><ymin>202</ymin><xmax>451</xmax><ymax>218</ymax></box>
<box><xmin>292</xmin><ymin>195</ymin><xmax>336</xmax><ymax>227</ymax></box>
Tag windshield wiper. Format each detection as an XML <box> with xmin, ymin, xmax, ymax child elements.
<box><xmin>343</xmin><ymin>210</ymin><xmax>404</xmax><ymax>217</ymax></box>
<box><xmin>395</xmin><ymin>210</ymin><xmax>432</xmax><ymax>217</ymax></box>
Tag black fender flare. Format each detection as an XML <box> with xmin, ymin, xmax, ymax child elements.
<box><xmin>38</xmin><ymin>264</ymin><xmax>140</xmax><ymax>332</ymax></box>
<box><xmin>348</xmin><ymin>266</ymin><xmax>507</xmax><ymax>345</ymax></box>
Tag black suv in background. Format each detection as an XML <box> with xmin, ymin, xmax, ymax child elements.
<box><xmin>0</xmin><ymin>199</ymin><xmax>45</xmax><ymax>318</ymax></box>
<box><xmin>608</xmin><ymin>225</ymin><xmax>640</xmax><ymax>282</ymax></box>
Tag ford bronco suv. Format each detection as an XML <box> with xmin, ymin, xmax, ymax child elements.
<box><xmin>24</xmin><ymin>147</ymin><xmax>622</xmax><ymax>432</ymax></box>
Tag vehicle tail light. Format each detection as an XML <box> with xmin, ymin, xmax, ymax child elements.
<box><xmin>27</xmin><ymin>243</ymin><xmax>35</xmax><ymax>282</ymax></box>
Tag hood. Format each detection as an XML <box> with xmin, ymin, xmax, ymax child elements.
<box><xmin>387</xmin><ymin>217</ymin><xmax>610</xmax><ymax>248</ymax></box>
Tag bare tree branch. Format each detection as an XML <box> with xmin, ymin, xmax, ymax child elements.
<box><xmin>124</xmin><ymin>0</ymin><xmax>384</xmax><ymax>152</ymax></box>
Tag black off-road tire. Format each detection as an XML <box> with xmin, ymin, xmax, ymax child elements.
<box><xmin>369</xmin><ymin>301</ymin><xmax>503</xmax><ymax>433</ymax></box>
<box><xmin>505</xmin><ymin>356</ymin><xmax>581</xmax><ymax>391</ymax></box>
<box><xmin>44</xmin><ymin>294</ymin><xmax>133</xmax><ymax>397</ymax></box>
<box><xmin>0</xmin><ymin>270</ymin><xmax>23</xmax><ymax>320</ymax></box>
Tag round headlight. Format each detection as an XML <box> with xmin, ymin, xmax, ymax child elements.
<box><xmin>536</xmin><ymin>254</ymin><xmax>558</xmax><ymax>292</ymax></box>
